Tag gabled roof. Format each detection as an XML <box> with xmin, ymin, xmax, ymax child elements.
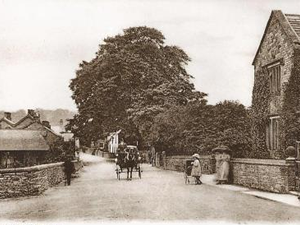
<box><xmin>0</xmin><ymin>117</ymin><xmax>15</xmax><ymax>126</ymax></box>
<box><xmin>252</xmin><ymin>10</ymin><xmax>300</xmax><ymax>65</ymax></box>
<box><xmin>12</xmin><ymin>114</ymin><xmax>61</xmax><ymax>137</ymax></box>
<box><xmin>0</xmin><ymin>130</ymin><xmax>50</xmax><ymax>151</ymax></box>
<box><xmin>13</xmin><ymin>113</ymin><xmax>36</xmax><ymax>127</ymax></box>
<box><xmin>107</xmin><ymin>129</ymin><xmax>121</xmax><ymax>141</ymax></box>
<box><xmin>43</xmin><ymin>126</ymin><xmax>62</xmax><ymax>137</ymax></box>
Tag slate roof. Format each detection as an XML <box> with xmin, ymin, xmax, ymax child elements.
<box><xmin>0</xmin><ymin>114</ymin><xmax>61</xmax><ymax>138</ymax></box>
<box><xmin>0</xmin><ymin>130</ymin><xmax>50</xmax><ymax>151</ymax></box>
<box><xmin>285</xmin><ymin>14</ymin><xmax>300</xmax><ymax>39</ymax></box>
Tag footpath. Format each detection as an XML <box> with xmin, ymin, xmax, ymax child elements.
<box><xmin>80</xmin><ymin>152</ymin><xmax>300</xmax><ymax>208</ymax></box>
<box><xmin>201</xmin><ymin>173</ymin><xmax>300</xmax><ymax>207</ymax></box>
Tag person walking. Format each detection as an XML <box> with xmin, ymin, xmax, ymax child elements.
<box><xmin>150</xmin><ymin>146</ymin><xmax>156</xmax><ymax>166</ymax></box>
<box><xmin>64</xmin><ymin>157</ymin><xmax>75</xmax><ymax>186</ymax></box>
<box><xmin>191</xmin><ymin>153</ymin><xmax>202</xmax><ymax>185</ymax></box>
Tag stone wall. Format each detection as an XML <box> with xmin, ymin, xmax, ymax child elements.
<box><xmin>231</xmin><ymin>158</ymin><xmax>296</xmax><ymax>193</ymax></box>
<box><xmin>295</xmin><ymin>161</ymin><xmax>300</xmax><ymax>192</ymax></box>
<box><xmin>0</xmin><ymin>160</ymin><xmax>83</xmax><ymax>199</ymax></box>
<box><xmin>160</xmin><ymin>155</ymin><xmax>215</xmax><ymax>174</ymax></box>
<box><xmin>252</xmin><ymin>11</ymin><xmax>296</xmax><ymax>159</ymax></box>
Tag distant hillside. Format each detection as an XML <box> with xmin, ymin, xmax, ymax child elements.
<box><xmin>0</xmin><ymin>109</ymin><xmax>76</xmax><ymax>126</ymax></box>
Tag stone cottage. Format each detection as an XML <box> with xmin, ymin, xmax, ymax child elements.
<box><xmin>252</xmin><ymin>10</ymin><xmax>300</xmax><ymax>159</ymax></box>
<box><xmin>0</xmin><ymin>130</ymin><xmax>50</xmax><ymax>168</ymax></box>
<box><xmin>0</xmin><ymin>110</ymin><xmax>64</xmax><ymax>167</ymax></box>
<box><xmin>0</xmin><ymin>109</ymin><xmax>63</xmax><ymax>145</ymax></box>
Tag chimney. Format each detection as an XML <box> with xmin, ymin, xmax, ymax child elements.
<box><xmin>28</xmin><ymin>109</ymin><xmax>40</xmax><ymax>120</ymax></box>
<box><xmin>28</xmin><ymin>109</ymin><xmax>35</xmax><ymax>117</ymax></box>
<box><xmin>4</xmin><ymin>112</ymin><xmax>12</xmax><ymax>121</ymax></box>
<box><xmin>42</xmin><ymin>121</ymin><xmax>51</xmax><ymax>129</ymax></box>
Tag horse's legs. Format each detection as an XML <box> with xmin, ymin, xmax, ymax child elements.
<box><xmin>130</xmin><ymin>166</ymin><xmax>133</xmax><ymax>179</ymax></box>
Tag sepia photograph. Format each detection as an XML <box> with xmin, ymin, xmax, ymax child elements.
<box><xmin>1</xmin><ymin>0</ymin><xmax>300</xmax><ymax>225</ymax></box>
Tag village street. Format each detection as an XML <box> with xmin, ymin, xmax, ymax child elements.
<box><xmin>0</xmin><ymin>154</ymin><xmax>300</xmax><ymax>223</ymax></box>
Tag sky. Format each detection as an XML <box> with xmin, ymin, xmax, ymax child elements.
<box><xmin>1</xmin><ymin>0</ymin><xmax>300</xmax><ymax>111</ymax></box>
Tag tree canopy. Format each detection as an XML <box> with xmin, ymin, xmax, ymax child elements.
<box><xmin>149</xmin><ymin>100</ymin><xmax>251</xmax><ymax>157</ymax></box>
<box><xmin>69</xmin><ymin>26</ymin><xmax>206</xmax><ymax>146</ymax></box>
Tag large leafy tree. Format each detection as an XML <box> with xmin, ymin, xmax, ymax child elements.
<box><xmin>149</xmin><ymin>100</ymin><xmax>251</xmax><ymax>157</ymax></box>
<box><xmin>69</xmin><ymin>26</ymin><xmax>206</xmax><ymax>146</ymax></box>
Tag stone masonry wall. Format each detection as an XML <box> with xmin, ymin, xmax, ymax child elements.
<box><xmin>0</xmin><ymin>160</ymin><xmax>83</xmax><ymax>199</ymax></box>
<box><xmin>255</xmin><ymin>12</ymin><xmax>294</xmax><ymax>105</ymax></box>
<box><xmin>162</xmin><ymin>155</ymin><xmax>215</xmax><ymax>174</ymax></box>
<box><xmin>231</xmin><ymin>158</ymin><xmax>295</xmax><ymax>193</ymax></box>
<box><xmin>253</xmin><ymin>12</ymin><xmax>295</xmax><ymax>159</ymax></box>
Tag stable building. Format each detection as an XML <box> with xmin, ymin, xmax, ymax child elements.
<box><xmin>0</xmin><ymin>130</ymin><xmax>50</xmax><ymax>168</ymax></box>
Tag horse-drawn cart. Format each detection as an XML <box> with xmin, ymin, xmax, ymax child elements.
<box><xmin>115</xmin><ymin>146</ymin><xmax>142</xmax><ymax>180</ymax></box>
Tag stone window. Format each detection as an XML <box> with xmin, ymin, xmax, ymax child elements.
<box><xmin>266</xmin><ymin>116</ymin><xmax>280</xmax><ymax>151</ymax></box>
<box><xmin>268</xmin><ymin>62</ymin><xmax>281</xmax><ymax>96</ymax></box>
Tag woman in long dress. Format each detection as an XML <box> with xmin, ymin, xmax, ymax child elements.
<box><xmin>218</xmin><ymin>152</ymin><xmax>230</xmax><ymax>184</ymax></box>
<box><xmin>191</xmin><ymin>153</ymin><xmax>202</xmax><ymax>185</ymax></box>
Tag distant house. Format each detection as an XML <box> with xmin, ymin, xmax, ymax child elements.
<box><xmin>107</xmin><ymin>130</ymin><xmax>121</xmax><ymax>153</ymax></box>
<box><xmin>252</xmin><ymin>10</ymin><xmax>300</xmax><ymax>158</ymax></box>
<box><xmin>0</xmin><ymin>130</ymin><xmax>50</xmax><ymax>168</ymax></box>
<box><xmin>51</xmin><ymin>118</ymin><xmax>75</xmax><ymax>142</ymax></box>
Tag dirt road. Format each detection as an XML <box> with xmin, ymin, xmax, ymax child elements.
<box><xmin>0</xmin><ymin>154</ymin><xmax>300</xmax><ymax>223</ymax></box>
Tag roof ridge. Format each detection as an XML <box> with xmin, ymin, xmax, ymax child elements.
<box><xmin>0</xmin><ymin>117</ymin><xmax>15</xmax><ymax>125</ymax></box>
<box><xmin>43</xmin><ymin>126</ymin><xmax>62</xmax><ymax>137</ymax></box>
<box><xmin>13</xmin><ymin>114</ymin><xmax>35</xmax><ymax>126</ymax></box>
<box><xmin>283</xmin><ymin>13</ymin><xmax>300</xmax><ymax>43</ymax></box>
<box><xmin>285</xmin><ymin>13</ymin><xmax>300</xmax><ymax>17</ymax></box>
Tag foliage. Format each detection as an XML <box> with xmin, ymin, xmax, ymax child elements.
<box><xmin>44</xmin><ymin>139</ymin><xmax>75</xmax><ymax>163</ymax></box>
<box><xmin>282</xmin><ymin>49</ymin><xmax>300</xmax><ymax>156</ymax></box>
<box><xmin>250</xmin><ymin>68</ymin><xmax>271</xmax><ymax>158</ymax></box>
<box><xmin>149</xmin><ymin>100</ymin><xmax>251</xmax><ymax>157</ymax></box>
<box><xmin>211</xmin><ymin>101</ymin><xmax>252</xmax><ymax>157</ymax></box>
<box><xmin>69</xmin><ymin>26</ymin><xmax>206</xmax><ymax>147</ymax></box>
<box><xmin>251</xmin><ymin>49</ymin><xmax>300</xmax><ymax>159</ymax></box>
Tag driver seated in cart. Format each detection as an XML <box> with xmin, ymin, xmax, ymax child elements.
<box><xmin>115</xmin><ymin>143</ymin><xmax>127</xmax><ymax>172</ymax></box>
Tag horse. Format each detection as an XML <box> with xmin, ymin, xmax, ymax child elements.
<box><xmin>124</xmin><ymin>149</ymin><xmax>138</xmax><ymax>180</ymax></box>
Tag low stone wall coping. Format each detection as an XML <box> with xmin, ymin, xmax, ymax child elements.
<box><xmin>0</xmin><ymin>161</ymin><xmax>67</xmax><ymax>174</ymax></box>
<box><xmin>167</xmin><ymin>155</ymin><xmax>212</xmax><ymax>159</ymax></box>
<box><xmin>231</xmin><ymin>158</ymin><xmax>289</xmax><ymax>166</ymax></box>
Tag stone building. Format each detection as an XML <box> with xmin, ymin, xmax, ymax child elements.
<box><xmin>0</xmin><ymin>109</ymin><xmax>62</xmax><ymax>145</ymax></box>
<box><xmin>252</xmin><ymin>10</ymin><xmax>300</xmax><ymax>159</ymax></box>
<box><xmin>0</xmin><ymin>130</ymin><xmax>50</xmax><ymax>168</ymax></box>
<box><xmin>0</xmin><ymin>110</ymin><xmax>64</xmax><ymax>167</ymax></box>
